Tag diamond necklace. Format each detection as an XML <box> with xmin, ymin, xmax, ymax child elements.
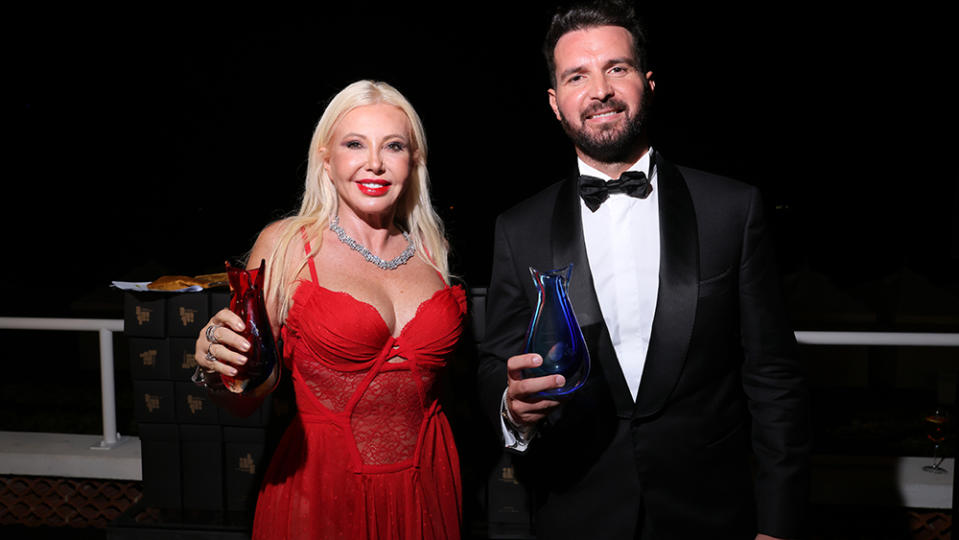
<box><xmin>329</xmin><ymin>215</ymin><xmax>416</xmax><ymax>271</ymax></box>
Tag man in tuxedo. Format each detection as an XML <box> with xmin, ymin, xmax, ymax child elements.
<box><xmin>476</xmin><ymin>2</ymin><xmax>810</xmax><ymax>539</ymax></box>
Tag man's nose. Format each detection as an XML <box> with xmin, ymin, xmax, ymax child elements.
<box><xmin>588</xmin><ymin>75</ymin><xmax>613</xmax><ymax>100</ymax></box>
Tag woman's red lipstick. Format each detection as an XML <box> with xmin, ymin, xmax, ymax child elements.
<box><xmin>356</xmin><ymin>179</ymin><xmax>391</xmax><ymax>196</ymax></box>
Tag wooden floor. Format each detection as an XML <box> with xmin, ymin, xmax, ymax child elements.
<box><xmin>0</xmin><ymin>508</ymin><xmax>952</xmax><ymax>540</ymax></box>
<box><xmin>808</xmin><ymin>506</ymin><xmax>951</xmax><ymax>540</ymax></box>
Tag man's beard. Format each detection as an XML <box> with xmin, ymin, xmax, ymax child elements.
<box><xmin>559</xmin><ymin>95</ymin><xmax>649</xmax><ymax>164</ymax></box>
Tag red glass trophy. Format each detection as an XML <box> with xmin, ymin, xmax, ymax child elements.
<box><xmin>221</xmin><ymin>259</ymin><xmax>280</xmax><ymax>395</ymax></box>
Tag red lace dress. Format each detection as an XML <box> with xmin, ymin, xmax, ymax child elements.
<box><xmin>250</xmin><ymin>253</ymin><xmax>466</xmax><ymax>540</ymax></box>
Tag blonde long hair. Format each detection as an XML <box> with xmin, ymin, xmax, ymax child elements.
<box><xmin>263</xmin><ymin>80</ymin><xmax>449</xmax><ymax>325</ymax></box>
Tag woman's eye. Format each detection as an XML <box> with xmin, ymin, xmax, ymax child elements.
<box><xmin>345</xmin><ymin>140</ymin><xmax>363</xmax><ymax>149</ymax></box>
<box><xmin>387</xmin><ymin>141</ymin><xmax>407</xmax><ymax>152</ymax></box>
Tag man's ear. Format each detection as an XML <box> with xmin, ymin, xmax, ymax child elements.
<box><xmin>547</xmin><ymin>89</ymin><xmax>562</xmax><ymax>122</ymax></box>
<box><xmin>645</xmin><ymin>71</ymin><xmax>656</xmax><ymax>93</ymax></box>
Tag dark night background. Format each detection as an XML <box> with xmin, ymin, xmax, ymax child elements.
<box><xmin>4</xmin><ymin>2</ymin><xmax>955</xmax><ymax>319</ymax></box>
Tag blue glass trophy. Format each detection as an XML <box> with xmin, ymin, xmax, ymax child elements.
<box><xmin>522</xmin><ymin>264</ymin><xmax>590</xmax><ymax>397</ymax></box>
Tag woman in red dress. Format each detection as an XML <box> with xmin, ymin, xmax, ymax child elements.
<box><xmin>194</xmin><ymin>80</ymin><xmax>465</xmax><ymax>539</ymax></box>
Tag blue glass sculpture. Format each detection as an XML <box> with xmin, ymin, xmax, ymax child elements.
<box><xmin>522</xmin><ymin>264</ymin><xmax>590</xmax><ymax>397</ymax></box>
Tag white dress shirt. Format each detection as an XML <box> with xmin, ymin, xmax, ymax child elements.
<box><xmin>502</xmin><ymin>150</ymin><xmax>661</xmax><ymax>450</ymax></box>
<box><xmin>579</xmin><ymin>150</ymin><xmax>660</xmax><ymax>401</ymax></box>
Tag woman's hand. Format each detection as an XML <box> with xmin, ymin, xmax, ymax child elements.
<box><xmin>194</xmin><ymin>308</ymin><xmax>251</xmax><ymax>378</ymax></box>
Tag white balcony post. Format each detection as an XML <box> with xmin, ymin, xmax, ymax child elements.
<box><xmin>95</xmin><ymin>327</ymin><xmax>120</xmax><ymax>449</ymax></box>
<box><xmin>0</xmin><ymin>317</ymin><xmax>126</xmax><ymax>450</ymax></box>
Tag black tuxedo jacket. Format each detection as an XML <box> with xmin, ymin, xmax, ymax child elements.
<box><xmin>477</xmin><ymin>154</ymin><xmax>810</xmax><ymax>539</ymax></box>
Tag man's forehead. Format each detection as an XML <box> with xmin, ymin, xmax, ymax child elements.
<box><xmin>553</xmin><ymin>25</ymin><xmax>637</xmax><ymax>68</ymax></box>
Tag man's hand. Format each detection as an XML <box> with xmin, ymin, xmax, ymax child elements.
<box><xmin>505</xmin><ymin>353</ymin><xmax>565</xmax><ymax>427</ymax></box>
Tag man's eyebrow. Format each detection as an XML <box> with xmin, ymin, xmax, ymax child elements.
<box><xmin>605</xmin><ymin>57</ymin><xmax>638</xmax><ymax>69</ymax></box>
<box><xmin>558</xmin><ymin>65</ymin><xmax>586</xmax><ymax>81</ymax></box>
<box><xmin>558</xmin><ymin>57</ymin><xmax>637</xmax><ymax>81</ymax></box>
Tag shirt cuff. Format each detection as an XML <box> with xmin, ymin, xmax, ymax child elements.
<box><xmin>500</xmin><ymin>388</ymin><xmax>536</xmax><ymax>452</ymax></box>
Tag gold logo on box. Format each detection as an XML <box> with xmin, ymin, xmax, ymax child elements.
<box><xmin>179</xmin><ymin>307</ymin><xmax>197</xmax><ymax>326</ymax></box>
<box><xmin>140</xmin><ymin>350</ymin><xmax>157</xmax><ymax>367</ymax></box>
<box><xmin>187</xmin><ymin>395</ymin><xmax>204</xmax><ymax>414</ymax></box>
<box><xmin>144</xmin><ymin>394</ymin><xmax>160</xmax><ymax>412</ymax></box>
<box><xmin>500</xmin><ymin>466</ymin><xmax>519</xmax><ymax>485</ymax></box>
<box><xmin>238</xmin><ymin>453</ymin><xmax>256</xmax><ymax>475</ymax></box>
<box><xmin>182</xmin><ymin>352</ymin><xmax>197</xmax><ymax>369</ymax></box>
<box><xmin>136</xmin><ymin>306</ymin><xmax>152</xmax><ymax>325</ymax></box>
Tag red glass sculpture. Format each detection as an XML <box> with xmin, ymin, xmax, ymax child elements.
<box><xmin>221</xmin><ymin>259</ymin><xmax>280</xmax><ymax>395</ymax></box>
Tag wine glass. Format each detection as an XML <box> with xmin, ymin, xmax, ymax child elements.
<box><xmin>922</xmin><ymin>408</ymin><xmax>949</xmax><ymax>474</ymax></box>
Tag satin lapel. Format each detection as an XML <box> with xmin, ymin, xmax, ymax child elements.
<box><xmin>551</xmin><ymin>174</ymin><xmax>634</xmax><ymax>418</ymax></box>
<box><xmin>633</xmin><ymin>154</ymin><xmax>699</xmax><ymax>419</ymax></box>
<box><xmin>550</xmin><ymin>174</ymin><xmax>602</xmax><ymax>327</ymax></box>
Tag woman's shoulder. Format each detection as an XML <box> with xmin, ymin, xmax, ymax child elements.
<box><xmin>258</xmin><ymin>218</ymin><xmax>296</xmax><ymax>244</ymax></box>
<box><xmin>248</xmin><ymin>218</ymin><xmax>306</xmax><ymax>268</ymax></box>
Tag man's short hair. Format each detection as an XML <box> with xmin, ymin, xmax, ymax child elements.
<box><xmin>543</xmin><ymin>0</ymin><xmax>650</xmax><ymax>88</ymax></box>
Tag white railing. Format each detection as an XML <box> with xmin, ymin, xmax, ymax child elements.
<box><xmin>0</xmin><ymin>316</ymin><xmax>957</xmax><ymax>491</ymax></box>
<box><xmin>796</xmin><ymin>330</ymin><xmax>959</xmax><ymax>509</ymax></box>
<box><xmin>1</xmin><ymin>316</ymin><xmax>956</xmax><ymax>450</ymax></box>
<box><xmin>796</xmin><ymin>331</ymin><xmax>959</xmax><ymax>347</ymax></box>
<box><xmin>0</xmin><ymin>317</ymin><xmax>125</xmax><ymax>449</ymax></box>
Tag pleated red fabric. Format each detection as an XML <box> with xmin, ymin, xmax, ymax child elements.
<box><xmin>250</xmin><ymin>253</ymin><xmax>465</xmax><ymax>540</ymax></box>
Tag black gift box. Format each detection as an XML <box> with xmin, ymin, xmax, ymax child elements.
<box><xmin>487</xmin><ymin>452</ymin><xmax>534</xmax><ymax>539</ymax></box>
<box><xmin>129</xmin><ymin>338</ymin><xmax>171</xmax><ymax>380</ymax></box>
<box><xmin>134</xmin><ymin>380</ymin><xmax>176</xmax><ymax>423</ymax></box>
<box><xmin>175</xmin><ymin>381</ymin><xmax>219</xmax><ymax>424</ymax></box>
<box><xmin>139</xmin><ymin>423</ymin><xmax>181</xmax><ymax>510</ymax></box>
<box><xmin>223</xmin><ymin>427</ymin><xmax>267</xmax><ymax>512</ymax></box>
<box><xmin>210</xmin><ymin>290</ymin><xmax>231</xmax><ymax>314</ymax></box>
<box><xmin>179</xmin><ymin>425</ymin><xmax>224</xmax><ymax>511</ymax></box>
<box><xmin>469</xmin><ymin>288</ymin><xmax>487</xmax><ymax>343</ymax></box>
<box><xmin>170</xmin><ymin>337</ymin><xmax>200</xmax><ymax>381</ymax></box>
<box><xmin>124</xmin><ymin>292</ymin><xmax>166</xmax><ymax>338</ymax></box>
<box><xmin>167</xmin><ymin>293</ymin><xmax>209</xmax><ymax>337</ymax></box>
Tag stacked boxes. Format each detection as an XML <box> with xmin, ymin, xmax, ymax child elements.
<box><xmin>470</xmin><ymin>288</ymin><xmax>535</xmax><ymax>539</ymax></box>
<box><xmin>125</xmin><ymin>289</ymin><xmax>271</xmax><ymax>521</ymax></box>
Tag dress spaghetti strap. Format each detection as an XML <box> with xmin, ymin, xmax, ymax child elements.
<box><xmin>301</xmin><ymin>229</ymin><xmax>319</xmax><ymax>284</ymax></box>
<box><xmin>421</xmin><ymin>243</ymin><xmax>447</xmax><ymax>284</ymax></box>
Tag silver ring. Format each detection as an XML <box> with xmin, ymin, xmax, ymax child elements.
<box><xmin>205</xmin><ymin>324</ymin><xmax>220</xmax><ymax>345</ymax></box>
<box><xmin>204</xmin><ymin>348</ymin><xmax>217</xmax><ymax>373</ymax></box>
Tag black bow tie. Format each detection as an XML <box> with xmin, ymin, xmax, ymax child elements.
<box><xmin>579</xmin><ymin>170</ymin><xmax>652</xmax><ymax>212</ymax></box>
